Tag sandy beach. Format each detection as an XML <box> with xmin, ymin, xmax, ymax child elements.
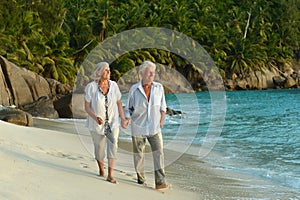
<box><xmin>0</xmin><ymin>119</ymin><xmax>197</xmax><ymax>200</ymax></box>
<box><xmin>1</xmin><ymin>118</ymin><xmax>299</xmax><ymax>200</ymax></box>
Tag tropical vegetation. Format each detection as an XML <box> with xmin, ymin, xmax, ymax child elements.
<box><xmin>0</xmin><ymin>0</ymin><xmax>299</xmax><ymax>87</ymax></box>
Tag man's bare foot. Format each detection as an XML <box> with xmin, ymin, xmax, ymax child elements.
<box><xmin>155</xmin><ymin>184</ymin><xmax>171</xmax><ymax>190</ymax></box>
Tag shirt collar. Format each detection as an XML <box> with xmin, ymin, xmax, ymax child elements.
<box><xmin>137</xmin><ymin>81</ymin><xmax>158</xmax><ymax>88</ymax></box>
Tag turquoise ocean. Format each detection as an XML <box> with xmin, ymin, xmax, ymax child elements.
<box><xmin>118</xmin><ymin>89</ymin><xmax>300</xmax><ymax>197</ymax></box>
<box><xmin>61</xmin><ymin>88</ymin><xmax>300</xmax><ymax>198</ymax></box>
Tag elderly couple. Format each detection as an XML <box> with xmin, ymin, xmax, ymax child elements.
<box><xmin>84</xmin><ymin>60</ymin><xmax>170</xmax><ymax>190</ymax></box>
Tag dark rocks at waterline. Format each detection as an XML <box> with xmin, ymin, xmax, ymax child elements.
<box><xmin>0</xmin><ymin>56</ymin><xmax>71</xmax><ymax>122</ymax></box>
<box><xmin>273</xmin><ymin>74</ymin><xmax>299</xmax><ymax>89</ymax></box>
<box><xmin>225</xmin><ymin>67</ymin><xmax>300</xmax><ymax>90</ymax></box>
<box><xmin>0</xmin><ymin>107</ymin><xmax>33</xmax><ymax>126</ymax></box>
<box><xmin>53</xmin><ymin>93</ymin><xmax>87</xmax><ymax>119</ymax></box>
<box><xmin>166</xmin><ymin>107</ymin><xmax>183</xmax><ymax>116</ymax></box>
<box><xmin>272</xmin><ymin>76</ymin><xmax>286</xmax><ymax>88</ymax></box>
<box><xmin>19</xmin><ymin>96</ymin><xmax>59</xmax><ymax>119</ymax></box>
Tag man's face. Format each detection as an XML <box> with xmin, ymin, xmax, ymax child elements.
<box><xmin>142</xmin><ymin>66</ymin><xmax>155</xmax><ymax>84</ymax></box>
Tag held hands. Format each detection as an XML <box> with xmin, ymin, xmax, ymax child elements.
<box><xmin>121</xmin><ymin>118</ymin><xmax>130</xmax><ymax>129</ymax></box>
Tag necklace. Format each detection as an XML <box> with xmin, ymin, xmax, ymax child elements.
<box><xmin>98</xmin><ymin>80</ymin><xmax>109</xmax><ymax>95</ymax></box>
<box><xmin>98</xmin><ymin>81</ymin><xmax>113</xmax><ymax>141</ymax></box>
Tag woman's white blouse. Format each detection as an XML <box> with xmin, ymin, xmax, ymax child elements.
<box><xmin>84</xmin><ymin>80</ymin><xmax>121</xmax><ymax>134</ymax></box>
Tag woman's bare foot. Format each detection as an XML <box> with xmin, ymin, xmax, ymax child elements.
<box><xmin>106</xmin><ymin>177</ymin><xmax>119</xmax><ymax>184</ymax></box>
<box><xmin>99</xmin><ymin>169</ymin><xmax>104</xmax><ymax>177</ymax></box>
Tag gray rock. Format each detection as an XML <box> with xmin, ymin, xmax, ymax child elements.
<box><xmin>19</xmin><ymin>96</ymin><xmax>59</xmax><ymax>119</ymax></box>
<box><xmin>54</xmin><ymin>93</ymin><xmax>87</xmax><ymax>119</ymax></box>
<box><xmin>166</xmin><ymin>107</ymin><xmax>183</xmax><ymax>116</ymax></box>
<box><xmin>284</xmin><ymin>77</ymin><xmax>297</xmax><ymax>88</ymax></box>
<box><xmin>0</xmin><ymin>107</ymin><xmax>33</xmax><ymax>126</ymax></box>
<box><xmin>0</xmin><ymin>56</ymin><xmax>67</xmax><ymax>118</ymax></box>
<box><xmin>0</xmin><ymin>56</ymin><xmax>51</xmax><ymax>107</ymax></box>
<box><xmin>273</xmin><ymin>76</ymin><xmax>286</xmax><ymax>88</ymax></box>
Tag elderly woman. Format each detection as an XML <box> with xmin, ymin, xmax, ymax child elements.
<box><xmin>84</xmin><ymin>62</ymin><xmax>126</xmax><ymax>184</ymax></box>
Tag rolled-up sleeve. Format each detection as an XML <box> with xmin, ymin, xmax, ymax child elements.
<box><xmin>84</xmin><ymin>83</ymin><xmax>93</xmax><ymax>103</ymax></box>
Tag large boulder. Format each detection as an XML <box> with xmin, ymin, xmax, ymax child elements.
<box><xmin>45</xmin><ymin>78</ymin><xmax>72</xmax><ymax>99</ymax></box>
<box><xmin>272</xmin><ymin>76</ymin><xmax>286</xmax><ymax>88</ymax></box>
<box><xmin>284</xmin><ymin>76</ymin><xmax>297</xmax><ymax>88</ymax></box>
<box><xmin>53</xmin><ymin>93</ymin><xmax>87</xmax><ymax>119</ymax></box>
<box><xmin>236</xmin><ymin>68</ymin><xmax>279</xmax><ymax>90</ymax></box>
<box><xmin>0</xmin><ymin>56</ymin><xmax>51</xmax><ymax>107</ymax></box>
<box><xmin>19</xmin><ymin>96</ymin><xmax>59</xmax><ymax>118</ymax></box>
<box><xmin>0</xmin><ymin>56</ymin><xmax>62</xmax><ymax>118</ymax></box>
<box><xmin>226</xmin><ymin>64</ymin><xmax>300</xmax><ymax>90</ymax></box>
<box><xmin>0</xmin><ymin>65</ymin><xmax>11</xmax><ymax>106</ymax></box>
<box><xmin>0</xmin><ymin>107</ymin><xmax>33</xmax><ymax>126</ymax></box>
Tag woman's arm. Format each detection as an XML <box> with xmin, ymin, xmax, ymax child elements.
<box><xmin>117</xmin><ymin>99</ymin><xmax>129</xmax><ymax>128</ymax></box>
<box><xmin>85</xmin><ymin>100</ymin><xmax>103</xmax><ymax>125</ymax></box>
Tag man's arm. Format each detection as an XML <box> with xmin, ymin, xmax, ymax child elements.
<box><xmin>160</xmin><ymin>111</ymin><xmax>165</xmax><ymax>128</ymax></box>
<box><xmin>160</xmin><ymin>85</ymin><xmax>167</xmax><ymax>128</ymax></box>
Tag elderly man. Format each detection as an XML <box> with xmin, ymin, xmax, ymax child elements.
<box><xmin>124</xmin><ymin>60</ymin><xmax>170</xmax><ymax>190</ymax></box>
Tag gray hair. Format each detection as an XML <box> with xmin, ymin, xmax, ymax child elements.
<box><xmin>90</xmin><ymin>62</ymin><xmax>109</xmax><ymax>80</ymax></box>
<box><xmin>139</xmin><ymin>60</ymin><xmax>156</xmax><ymax>75</ymax></box>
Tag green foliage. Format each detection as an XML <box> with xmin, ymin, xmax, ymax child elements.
<box><xmin>0</xmin><ymin>0</ymin><xmax>76</xmax><ymax>85</ymax></box>
<box><xmin>0</xmin><ymin>0</ymin><xmax>299</xmax><ymax>87</ymax></box>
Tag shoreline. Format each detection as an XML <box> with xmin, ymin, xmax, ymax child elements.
<box><xmin>34</xmin><ymin>118</ymin><xmax>300</xmax><ymax>199</ymax></box>
<box><xmin>1</xmin><ymin>117</ymin><xmax>299</xmax><ymax>199</ymax></box>
<box><xmin>33</xmin><ymin>117</ymin><xmax>300</xmax><ymax>199</ymax></box>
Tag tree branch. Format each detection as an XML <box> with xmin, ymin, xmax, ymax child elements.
<box><xmin>244</xmin><ymin>10</ymin><xmax>251</xmax><ymax>39</ymax></box>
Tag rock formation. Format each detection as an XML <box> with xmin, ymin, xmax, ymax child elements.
<box><xmin>1</xmin><ymin>55</ymin><xmax>300</xmax><ymax>127</ymax></box>
<box><xmin>0</xmin><ymin>56</ymin><xmax>64</xmax><ymax>124</ymax></box>
<box><xmin>0</xmin><ymin>107</ymin><xmax>33</xmax><ymax>126</ymax></box>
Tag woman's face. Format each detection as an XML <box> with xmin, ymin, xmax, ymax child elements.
<box><xmin>98</xmin><ymin>65</ymin><xmax>110</xmax><ymax>80</ymax></box>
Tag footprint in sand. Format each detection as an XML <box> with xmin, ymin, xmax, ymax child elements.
<box><xmin>80</xmin><ymin>163</ymin><xmax>89</xmax><ymax>168</ymax></box>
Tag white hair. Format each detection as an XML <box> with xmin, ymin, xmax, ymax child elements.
<box><xmin>90</xmin><ymin>62</ymin><xmax>109</xmax><ymax>80</ymax></box>
<box><xmin>139</xmin><ymin>61</ymin><xmax>156</xmax><ymax>75</ymax></box>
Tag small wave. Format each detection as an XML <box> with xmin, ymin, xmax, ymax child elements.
<box><xmin>0</xmin><ymin>105</ymin><xmax>17</xmax><ymax>111</ymax></box>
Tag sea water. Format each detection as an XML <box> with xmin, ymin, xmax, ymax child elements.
<box><xmin>161</xmin><ymin>89</ymin><xmax>300</xmax><ymax>192</ymax></box>
<box><xmin>66</xmin><ymin>89</ymin><xmax>299</xmax><ymax>196</ymax></box>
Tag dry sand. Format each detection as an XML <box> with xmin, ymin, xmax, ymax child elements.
<box><xmin>0</xmin><ymin>119</ymin><xmax>197</xmax><ymax>200</ymax></box>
